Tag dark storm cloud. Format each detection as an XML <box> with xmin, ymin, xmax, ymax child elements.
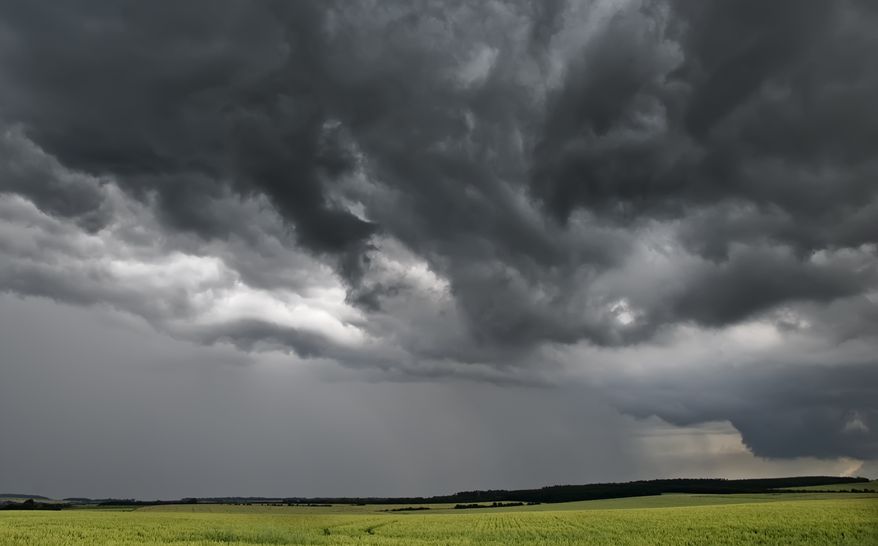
<box><xmin>611</xmin><ymin>361</ymin><xmax>878</xmax><ymax>459</ymax></box>
<box><xmin>527</xmin><ymin>0</ymin><xmax>878</xmax><ymax>333</ymax></box>
<box><xmin>533</xmin><ymin>0</ymin><xmax>878</xmax><ymax>254</ymax></box>
<box><xmin>1</xmin><ymin>0</ymin><xmax>877</xmax><ymax>463</ymax></box>
<box><xmin>0</xmin><ymin>128</ymin><xmax>110</xmax><ymax>231</ymax></box>
<box><xmin>3</xmin><ymin>0</ymin><xmax>873</xmax><ymax>342</ymax></box>
<box><xmin>528</xmin><ymin>0</ymin><xmax>568</xmax><ymax>52</ymax></box>
<box><xmin>666</xmin><ymin>246</ymin><xmax>875</xmax><ymax>327</ymax></box>
<box><xmin>0</xmin><ymin>0</ymin><xmax>373</xmax><ymax>267</ymax></box>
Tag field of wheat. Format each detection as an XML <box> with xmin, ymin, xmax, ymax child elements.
<box><xmin>1</xmin><ymin>494</ymin><xmax>875</xmax><ymax>545</ymax></box>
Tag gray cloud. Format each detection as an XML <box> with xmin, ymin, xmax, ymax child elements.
<box><xmin>609</xmin><ymin>361</ymin><xmax>878</xmax><ymax>460</ymax></box>
<box><xmin>0</xmin><ymin>0</ymin><xmax>876</xmax><ymax>464</ymax></box>
<box><xmin>0</xmin><ymin>128</ymin><xmax>110</xmax><ymax>230</ymax></box>
<box><xmin>0</xmin><ymin>1</ymin><xmax>374</xmax><ymax>267</ymax></box>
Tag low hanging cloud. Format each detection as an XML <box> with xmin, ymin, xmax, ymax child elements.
<box><xmin>0</xmin><ymin>0</ymin><xmax>876</xmax><ymax>461</ymax></box>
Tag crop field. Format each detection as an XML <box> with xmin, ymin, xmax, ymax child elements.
<box><xmin>0</xmin><ymin>494</ymin><xmax>876</xmax><ymax>545</ymax></box>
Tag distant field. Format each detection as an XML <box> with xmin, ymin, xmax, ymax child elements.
<box><xmin>781</xmin><ymin>480</ymin><xmax>878</xmax><ymax>492</ymax></box>
<box><xmin>1</xmin><ymin>494</ymin><xmax>876</xmax><ymax>545</ymax></box>
<box><xmin>136</xmin><ymin>491</ymin><xmax>878</xmax><ymax>513</ymax></box>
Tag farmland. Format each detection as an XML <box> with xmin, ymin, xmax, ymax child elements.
<box><xmin>1</xmin><ymin>493</ymin><xmax>876</xmax><ymax>545</ymax></box>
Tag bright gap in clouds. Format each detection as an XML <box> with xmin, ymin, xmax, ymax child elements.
<box><xmin>0</xmin><ymin>184</ymin><xmax>367</xmax><ymax>351</ymax></box>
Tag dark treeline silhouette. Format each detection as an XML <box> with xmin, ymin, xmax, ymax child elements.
<box><xmin>0</xmin><ymin>499</ymin><xmax>64</xmax><ymax>511</ymax></box>
<box><xmin>279</xmin><ymin>476</ymin><xmax>868</xmax><ymax>505</ymax></box>
<box><xmin>55</xmin><ymin>476</ymin><xmax>869</xmax><ymax>507</ymax></box>
<box><xmin>441</xmin><ymin>477</ymin><xmax>871</xmax><ymax>504</ymax></box>
<box><xmin>455</xmin><ymin>502</ymin><xmax>533</xmax><ymax>509</ymax></box>
<box><xmin>95</xmin><ymin>497</ymin><xmax>198</xmax><ymax>507</ymax></box>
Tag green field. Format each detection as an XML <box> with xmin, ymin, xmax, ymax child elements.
<box><xmin>1</xmin><ymin>494</ymin><xmax>876</xmax><ymax>545</ymax></box>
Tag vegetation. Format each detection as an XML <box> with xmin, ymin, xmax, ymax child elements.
<box><xmin>432</xmin><ymin>476</ymin><xmax>870</xmax><ymax>504</ymax></box>
<box><xmin>56</xmin><ymin>476</ymin><xmax>870</xmax><ymax>507</ymax></box>
<box><xmin>454</xmin><ymin>501</ymin><xmax>534</xmax><ymax>509</ymax></box>
<box><xmin>781</xmin><ymin>480</ymin><xmax>878</xmax><ymax>493</ymax></box>
<box><xmin>0</xmin><ymin>499</ymin><xmax>64</xmax><ymax>511</ymax></box>
<box><xmin>1</xmin><ymin>493</ymin><xmax>875</xmax><ymax>545</ymax></box>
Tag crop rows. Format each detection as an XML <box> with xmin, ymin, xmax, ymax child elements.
<box><xmin>0</xmin><ymin>496</ymin><xmax>875</xmax><ymax>545</ymax></box>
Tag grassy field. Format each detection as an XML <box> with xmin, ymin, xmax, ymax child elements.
<box><xmin>1</xmin><ymin>494</ymin><xmax>875</xmax><ymax>545</ymax></box>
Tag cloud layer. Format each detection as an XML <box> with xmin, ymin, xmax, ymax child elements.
<box><xmin>1</xmin><ymin>0</ymin><xmax>876</xmax><ymax>462</ymax></box>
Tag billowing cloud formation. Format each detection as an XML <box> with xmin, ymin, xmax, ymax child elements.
<box><xmin>0</xmin><ymin>0</ymin><xmax>876</xmax><ymax>461</ymax></box>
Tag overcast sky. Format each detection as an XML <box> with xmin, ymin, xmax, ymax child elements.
<box><xmin>1</xmin><ymin>0</ymin><xmax>876</xmax><ymax>500</ymax></box>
